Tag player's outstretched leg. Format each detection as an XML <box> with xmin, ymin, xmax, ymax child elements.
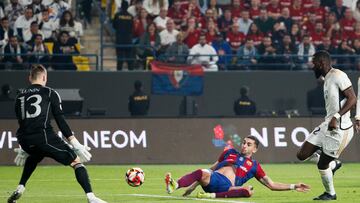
<box><xmin>72</xmin><ymin>163</ymin><xmax>107</xmax><ymax>203</ymax></box>
<box><xmin>165</xmin><ymin>169</ymin><xmax>207</xmax><ymax>194</ymax></box>
<box><xmin>313</xmin><ymin>153</ymin><xmax>337</xmax><ymax>201</ymax></box>
<box><xmin>7</xmin><ymin>185</ymin><xmax>25</xmax><ymax>203</ymax></box>
<box><xmin>197</xmin><ymin>186</ymin><xmax>253</xmax><ymax>199</ymax></box>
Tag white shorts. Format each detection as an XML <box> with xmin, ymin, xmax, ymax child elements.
<box><xmin>306</xmin><ymin>121</ymin><xmax>354</xmax><ymax>158</ymax></box>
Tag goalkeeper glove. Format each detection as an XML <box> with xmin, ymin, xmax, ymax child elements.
<box><xmin>69</xmin><ymin>138</ymin><xmax>92</xmax><ymax>163</ymax></box>
<box><xmin>14</xmin><ymin>148</ymin><xmax>29</xmax><ymax>166</ymax></box>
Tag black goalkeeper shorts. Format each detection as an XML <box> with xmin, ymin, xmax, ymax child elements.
<box><xmin>19</xmin><ymin>132</ymin><xmax>77</xmax><ymax>166</ymax></box>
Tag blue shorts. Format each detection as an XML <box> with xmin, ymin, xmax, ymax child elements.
<box><xmin>202</xmin><ymin>172</ymin><xmax>232</xmax><ymax>193</ymax></box>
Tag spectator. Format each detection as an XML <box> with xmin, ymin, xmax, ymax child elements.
<box><xmin>307</xmin><ymin>79</ymin><xmax>325</xmax><ymax>115</ymax></box>
<box><xmin>128</xmin><ymin>80</ymin><xmax>150</xmax><ymax>116</ymax></box>
<box><xmin>23</xmin><ymin>22</ymin><xmax>45</xmax><ymax>47</ymax></box>
<box><xmin>48</xmin><ymin>0</ymin><xmax>70</xmax><ymax>20</ymax></box>
<box><xmin>254</xmin><ymin>8</ymin><xmax>275</xmax><ymax>34</ymax></box>
<box><xmin>226</xmin><ymin>23</ymin><xmax>246</xmax><ymax>52</ymax></box>
<box><xmin>188</xmin><ymin>33</ymin><xmax>219</xmax><ymax>71</ymax></box>
<box><xmin>327</xmin><ymin>22</ymin><xmax>343</xmax><ymax>48</ymax></box>
<box><xmin>114</xmin><ymin>0</ymin><xmax>131</xmax><ymax>14</ymax></box>
<box><xmin>351</xmin><ymin>22</ymin><xmax>360</xmax><ymax>39</ymax></box>
<box><xmin>133</xmin><ymin>8</ymin><xmax>151</xmax><ymax>40</ymax></box>
<box><xmin>231</xmin><ymin>0</ymin><xmax>244</xmax><ymax>18</ymax></box>
<box><xmin>0</xmin><ymin>17</ymin><xmax>14</xmax><ymax>50</ymax></box>
<box><xmin>199</xmin><ymin>8</ymin><xmax>216</xmax><ymax>30</ymax></box>
<box><xmin>28</xmin><ymin>34</ymin><xmax>50</xmax><ymax>67</ymax></box>
<box><xmin>277</xmin><ymin>34</ymin><xmax>297</xmax><ymax>69</ymax></box>
<box><xmin>0</xmin><ymin>84</ymin><xmax>14</xmax><ymax>101</ymax></box>
<box><xmin>289</xmin><ymin>23</ymin><xmax>302</xmax><ymax>45</ymax></box>
<box><xmin>302</xmin><ymin>13</ymin><xmax>318</xmax><ymax>35</ymax></box>
<box><xmin>261</xmin><ymin>0</ymin><xmax>271</xmax><ymax>7</ymax></box>
<box><xmin>31</xmin><ymin>0</ymin><xmax>46</xmax><ymax>15</ymax></box>
<box><xmin>217</xmin><ymin>9</ymin><xmax>233</xmax><ymax>35</ymax></box>
<box><xmin>317</xmin><ymin>36</ymin><xmax>338</xmax><ymax>57</ymax></box>
<box><xmin>2</xmin><ymin>35</ymin><xmax>27</xmax><ymax>69</ymax></box>
<box><xmin>297</xmin><ymin>35</ymin><xmax>316</xmax><ymax>69</ymax></box>
<box><xmin>353</xmin><ymin>38</ymin><xmax>360</xmax><ymax>70</ymax></box>
<box><xmin>19</xmin><ymin>0</ymin><xmax>32</xmax><ymax>7</ymax></box>
<box><xmin>183</xmin><ymin>17</ymin><xmax>201</xmax><ymax>48</ymax></box>
<box><xmin>246</xmin><ymin>23</ymin><xmax>264</xmax><ymax>47</ymax></box>
<box><xmin>257</xmin><ymin>36</ymin><xmax>277</xmax><ymax>69</ymax></box>
<box><xmin>113</xmin><ymin>1</ymin><xmax>134</xmax><ymax>70</ymax></box>
<box><xmin>311</xmin><ymin>22</ymin><xmax>326</xmax><ymax>48</ymax></box>
<box><xmin>238</xmin><ymin>10</ymin><xmax>253</xmax><ymax>34</ymax></box>
<box><xmin>354</xmin><ymin>0</ymin><xmax>360</xmax><ymax>22</ymax></box>
<box><xmin>39</xmin><ymin>9</ymin><xmax>58</xmax><ymax>42</ymax></box>
<box><xmin>302</xmin><ymin>0</ymin><xmax>314</xmax><ymax>12</ymax></box>
<box><xmin>336</xmin><ymin>40</ymin><xmax>356</xmax><ymax>70</ymax></box>
<box><xmin>165</xmin><ymin>32</ymin><xmax>189</xmax><ymax>63</ymax></box>
<box><xmin>236</xmin><ymin>38</ymin><xmax>258</xmax><ymax>70</ymax></box>
<box><xmin>233</xmin><ymin>86</ymin><xmax>256</xmax><ymax>116</ymax></box>
<box><xmin>128</xmin><ymin>0</ymin><xmax>144</xmax><ymax>17</ymax></box>
<box><xmin>143</xmin><ymin>0</ymin><xmax>169</xmax><ymax>17</ymax></box>
<box><xmin>310</xmin><ymin>0</ymin><xmax>326</xmax><ymax>22</ymax></box>
<box><xmin>205</xmin><ymin>18</ymin><xmax>218</xmax><ymax>44</ymax></box>
<box><xmin>277</xmin><ymin>7</ymin><xmax>292</xmax><ymax>32</ymax></box>
<box><xmin>79</xmin><ymin>0</ymin><xmax>93</xmax><ymax>24</ymax></box>
<box><xmin>137</xmin><ymin>23</ymin><xmax>161</xmax><ymax>62</ymax></box>
<box><xmin>331</xmin><ymin>0</ymin><xmax>348</xmax><ymax>20</ymax></box>
<box><xmin>340</xmin><ymin>8</ymin><xmax>356</xmax><ymax>37</ymax></box>
<box><xmin>290</xmin><ymin>0</ymin><xmax>304</xmax><ymax>22</ymax></box>
<box><xmin>58</xmin><ymin>11</ymin><xmax>83</xmax><ymax>44</ymax></box>
<box><xmin>208</xmin><ymin>0</ymin><xmax>223</xmax><ymax>19</ymax></box>
<box><xmin>324</xmin><ymin>12</ymin><xmax>338</xmax><ymax>31</ymax></box>
<box><xmin>182</xmin><ymin>0</ymin><xmax>202</xmax><ymax>21</ymax></box>
<box><xmin>14</xmin><ymin>6</ymin><xmax>37</xmax><ymax>42</ymax></box>
<box><xmin>52</xmin><ymin>31</ymin><xmax>79</xmax><ymax>70</ymax></box>
<box><xmin>271</xmin><ymin>22</ymin><xmax>287</xmax><ymax>46</ymax></box>
<box><xmin>167</xmin><ymin>0</ymin><xmax>185</xmax><ymax>28</ymax></box>
<box><xmin>153</xmin><ymin>8</ymin><xmax>169</xmax><ymax>31</ymax></box>
<box><xmin>4</xmin><ymin>0</ymin><xmax>23</xmax><ymax>28</ymax></box>
<box><xmin>267</xmin><ymin>0</ymin><xmax>281</xmax><ymax>19</ymax></box>
<box><xmin>159</xmin><ymin>19</ymin><xmax>179</xmax><ymax>50</ymax></box>
<box><xmin>211</xmin><ymin>32</ymin><xmax>232</xmax><ymax>70</ymax></box>
<box><xmin>249</xmin><ymin>0</ymin><xmax>261</xmax><ymax>19</ymax></box>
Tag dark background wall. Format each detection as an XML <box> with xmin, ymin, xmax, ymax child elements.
<box><xmin>0</xmin><ymin>71</ymin><xmax>359</xmax><ymax>117</ymax></box>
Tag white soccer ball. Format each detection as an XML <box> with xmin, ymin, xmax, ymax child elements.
<box><xmin>125</xmin><ymin>167</ymin><xmax>145</xmax><ymax>187</ymax></box>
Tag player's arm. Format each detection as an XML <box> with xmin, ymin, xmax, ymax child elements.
<box><xmin>355</xmin><ymin>78</ymin><xmax>360</xmax><ymax>132</ymax></box>
<box><xmin>258</xmin><ymin>176</ymin><xmax>310</xmax><ymax>192</ymax></box>
<box><xmin>50</xmin><ymin>89</ymin><xmax>73</xmax><ymax>138</ymax></box>
<box><xmin>209</xmin><ymin>161</ymin><xmax>218</xmax><ymax>171</ymax></box>
<box><xmin>328</xmin><ymin>83</ymin><xmax>357</xmax><ymax>131</ymax></box>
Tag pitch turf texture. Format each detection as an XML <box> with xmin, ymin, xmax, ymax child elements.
<box><xmin>1</xmin><ymin>164</ymin><xmax>360</xmax><ymax>203</ymax></box>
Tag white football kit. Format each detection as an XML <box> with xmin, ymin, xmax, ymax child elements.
<box><xmin>306</xmin><ymin>68</ymin><xmax>354</xmax><ymax>158</ymax></box>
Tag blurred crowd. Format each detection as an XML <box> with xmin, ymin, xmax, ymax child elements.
<box><xmin>112</xmin><ymin>0</ymin><xmax>360</xmax><ymax>71</ymax></box>
<box><xmin>0</xmin><ymin>0</ymin><xmax>84</xmax><ymax>70</ymax></box>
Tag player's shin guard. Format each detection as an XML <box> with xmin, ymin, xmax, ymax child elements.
<box><xmin>74</xmin><ymin>163</ymin><xmax>93</xmax><ymax>193</ymax></box>
<box><xmin>177</xmin><ymin>169</ymin><xmax>203</xmax><ymax>188</ymax></box>
<box><xmin>319</xmin><ymin>168</ymin><xmax>336</xmax><ymax>195</ymax></box>
<box><xmin>215</xmin><ymin>188</ymin><xmax>252</xmax><ymax>198</ymax></box>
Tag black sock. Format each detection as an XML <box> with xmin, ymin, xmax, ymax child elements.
<box><xmin>19</xmin><ymin>156</ymin><xmax>42</xmax><ymax>186</ymax></box>
<box><xmin>74</xmin><ymin>164</ymin><xmax>93</xmax><ymax>193</ymax></box>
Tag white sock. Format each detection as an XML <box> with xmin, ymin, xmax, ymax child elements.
<box><xmin>319</xmin><ymin>168</ymin><xmax>336</xmax><ymax>195</ymax></box>
<box><xmin>16</xmin><ymin>184</ymin><xmax>25</xmax><ymax>193</ymax></box>
<box><xmin>86</xmin><ymin>192</ymin><xmax>95</xmax><ymax>199</ymax></box>
<box><xmin>329</xmin><ymin>161</ymin><xmax>336</xmax><ymax>170</ymax></box>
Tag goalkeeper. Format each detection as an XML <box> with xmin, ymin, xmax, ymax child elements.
<box><xmin>8</xmin><ymin>65</ymin><xmax>106</xmax><ymax>203</ymax></box>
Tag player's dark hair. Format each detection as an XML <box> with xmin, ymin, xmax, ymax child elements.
<box><xmin>30</xmin><ymin>64</ymin><xmax>46</xmax><ymax>81</ymax></box>
<box><xmin>314</xmin><ymin>50</ymin><xmax>331</xmax><ymax>63</ymax></box>
<box><xmin>246</xmin><ymin>135</ymin><xmax>259</xmax><ymax>148</ymax></box>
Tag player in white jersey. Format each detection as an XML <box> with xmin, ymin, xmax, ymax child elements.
<box><xmin>296</xmin><ymin>51</ymin><xmax>357</xmax><ymax>201</ymax></box>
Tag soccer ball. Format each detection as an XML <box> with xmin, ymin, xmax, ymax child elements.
<box><xmin>125</xmin><ymin>167</ymin><xmax>145</xmax><ymax>187</ymax></box>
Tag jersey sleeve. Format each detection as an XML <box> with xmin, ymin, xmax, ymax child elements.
<box><xmin>336</xmin><ymin>71</ymin><xmax>352</xmax><ymax>92</ymax></box>
<box><xmin>50</xmin><ymin>89</ymin><xmax>73</xmax><ymax>138</ymax></box>
<box><xmin>218</xmin><ymin>148</ymin><xmax>238</xmax><ymax>162</ymax></box>
<box><xmin>255</xmin><ymin>163</ymin><xmax>266</xmax><ymax>180</ymax></box>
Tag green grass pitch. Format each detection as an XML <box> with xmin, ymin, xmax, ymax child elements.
<box><xmin>1</xmin><ymin>163</ymin><xmax>360</xmax><ymax>203</ymax></box>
